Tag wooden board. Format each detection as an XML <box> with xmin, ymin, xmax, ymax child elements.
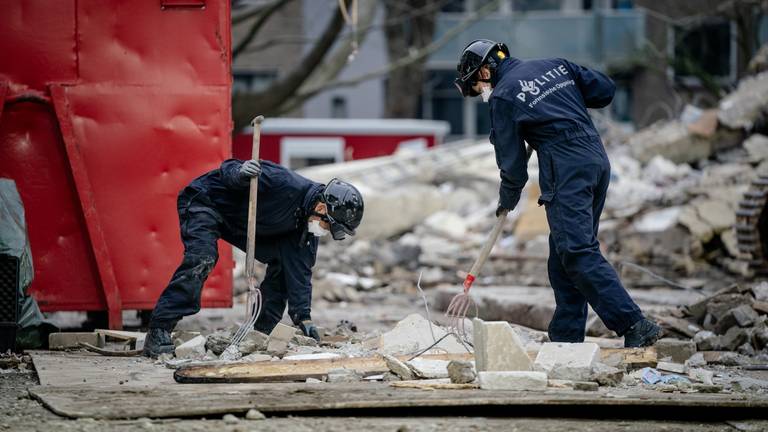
<box><xmin>174</xmin><ymin>348</ymin><xmax>656</xmax><ymax>384</ymax></box>
<box><xmin>30</xmin><ymin>350</ymin><xmax>175</xmax><ymax>387</ymax></box>
<box><xmin>29</xmin><ymin>382</ymin><xmax>768</xmax><ymax>420</ymax></box>
<box><xmin>174</xmin><ymin>353</ymin><xmax>475</xmax><ymax>383</ymax></box>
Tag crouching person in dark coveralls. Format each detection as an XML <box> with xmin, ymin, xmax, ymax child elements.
<box><xmin>455</xmin><ymin>40</ymin><xmax>661</xmax><ymax>347</ymax></box>
<box><xmin>143</xmin><ymin>159</ymin><xmax>364</xmax><ymax>357</ymax></box>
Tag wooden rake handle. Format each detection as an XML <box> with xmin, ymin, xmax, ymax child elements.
<box><xmin>463</xmin><ymin>211</ymin><xmax>507</xmax><ymax>292</ymax></box>
<box><xmin>245</xmin><ymin>115</ymin><xmax>264</xmax><ymax>281</ymax></box>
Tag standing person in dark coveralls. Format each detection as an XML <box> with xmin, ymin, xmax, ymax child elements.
<box><xmin>143</xmin><ymin>159</ymin><xmax>364</xmax><ymax>357</ymax></box>
<box><xmin>455</xmin><ymin>40</ymin><xmax>661</xmax><ymax>347</ymax></box>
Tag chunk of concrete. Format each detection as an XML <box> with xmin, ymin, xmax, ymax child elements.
<box><xmin>383</xmin><ymin>354</ymin><xmax>415</xmax><ymax>380</ymax></box>
<box><xmin>693</xmin><ymin>330</ymin><xmax>719</xmax><ymax>351</ymax></box>
<box><xmin>533</xmin><ymin>342</ymin><xmax>600</xmax><ymax>381</ymax></box>
<box><xmin>718</xmin><ymin>70</ymin><xmax>768</xmax><ymax>129</ymax></box>
<box><xmin>590</xmin><ymin>362</ymin><xmax>624</xmax><ymax>387</ymax></box>
<box><xmin>240</xmin><ymin>353</ymin><xmax>273</xmax><ymax>362</ymax></box>
<box><xmin>656</xmin><ymin>361</ymin><xmax>686</xmax><ymax>374</ymax></box>
<box><xmin>478</xmin><ymin>371</ymin><xmax>547</xmax><ymax>391</ymax></box>
<box><xmin>731</xmin><ymin>304</ymin><xmax>759</xmax><ymax>327</ymax></box>
<box><xmin>175</xmin><ymin>335</ymin><xmax>206</xmax><ymax>360</ymax></box>
<box><xmin>377</xmin><ymin>313</ymin><xmax>465</xmax><ymax>355</ymax></box>
<box><xmin>473</xmin><ymin>319</ymin><xmax>532</xmax><ymax>372</ymax></box>
<box><xmin>655</xmin><ymin>338</ymin><xmax>697</xmax><ymax>363</ymax></box>
<box><xmin>407</xmin><ymin>358</ymin><xmax>449</xmax><ymax>379</ymax></box>
<box><xmin>573</xmin><ymin>381</ymin><xmax>599</xmax><ymax>391</ymax></box>
<box><xmin>720</xmin><ymin>326</ymin><xmax>750</xmax><ymax>351</ymax></box>
<box><xmin>49</xmin><ymin>332</ymin><xmax>105</xmax><ymax>350</ymax></box>
<box><xmin>687</xmin><ymin>368</ymin><xmax>714</xmax><ymax>386</ymax></box>
<box><xmin>238</xmin><ymin>330</ymin><xmax>269</xmax><ymax>355</ymax></box>
<box><xmin>245</xmin><ymin>409</ymin><xmax>266</xmax><ymax>420</ymax></box>
<box><xmin>447</xmin><ymin>360</ymin><xmax>476</xmax><ymax>384</ymax></box>
<box><xmin>267</xmin><ymin>323</ymin><xmax>296</xmax><ymax>355</ymax></box>
<box><xmin>326</xmin><ymin>367</ymin><xmax>362</xmax><ymax>383</ymax></box>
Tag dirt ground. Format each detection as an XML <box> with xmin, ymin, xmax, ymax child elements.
<box><xmin>2</xmin><ymin>371</ymin><xmax>767</xmax><ymax>432</ymax></box>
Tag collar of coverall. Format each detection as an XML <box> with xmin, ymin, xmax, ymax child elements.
<box><xmin>491</xmin><ymin>56</ymin><xmax>518</xmax><ymax>87</ymax></box>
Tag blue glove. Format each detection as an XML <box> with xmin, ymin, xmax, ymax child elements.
<box><xmin>239</xmin><ymin>159</ymin><xmax>261</xmax><ymax>180</ymax></box>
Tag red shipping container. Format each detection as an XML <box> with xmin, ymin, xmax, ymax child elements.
<box><xmin>0</xmin><ymin>0</ymin><xmax>233</xmax><ymax>329</ymax></box>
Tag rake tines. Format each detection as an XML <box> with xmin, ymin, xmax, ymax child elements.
<box><xmin>444</xmin><ymin>290</ymin><xmax>476</xmax><ymax>341</ymax></box>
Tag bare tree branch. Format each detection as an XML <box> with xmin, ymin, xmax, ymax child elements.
<box><xmin>279</xmin><ymin>0</ymin><xmax>500</xmax><ymax>113</ymax></box>
<box><xmin>232</xmin><ymin>2</ymin><xmax>348</xmax><ymax>127</ymax></box>
<box><xmin>232</xmin><ymin>0</ymin><xmax>294</xmax><ymax>60</ymax></box>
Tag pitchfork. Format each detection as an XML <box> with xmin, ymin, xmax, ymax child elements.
<box><xmin>220</xmin><ymin>115</ymin><xmax>265</xmax><ymax>361</ymax></box>
<box><xmin>445</xmin><ymin>144</ymin><xmax>533</xmax><ymax>341</ymax></box>
<box><xmin>445</xmin><ymin>210</ymin><xmax>508</xmax><ymax>341</ymax></box>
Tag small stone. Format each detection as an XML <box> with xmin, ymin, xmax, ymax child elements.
<box><xmin>222</xmin><ymin>414</ymin><xmax>239</xmax><ymax>424</ymax></box>
<box><xmin>383</xmin><ymin>355</ymin><xmax>415</xmax><ymax>381</ymax></box>
<box><xmin>245</xmin><ymin>409</ymin><xmax>266</xmax><ymax>420</ymax></box>
<box><xmin>655</xmin><ymin>338</ymin><xmax>697</xmax><ymax>363</ymax></box>
<box><xmin>305</xmin><ymin>377</ymin><xmax>322</xmax><ymax>383</ymax></box>
<box><xmin>693</xmin><ymin>330</ymin><xmax>719</xmax><ymax>351</ymax></box>
<box><xmin>174</xmin><ymin>335</ymin><xmax>206</xmax><ymax>360</ymax></box>
<box><xmin>656</xmin><ymin>361</ymin><xmax>686</xmax><ymax>374</ymax></box>
<box><xmin>292</xmin><ymin>334</ymin><xmax>319</xmax><ymax>347</ymax></box>
<box><xmin>533</xmin><ymin>342</ymin><xmax>600</xmax><ymax>381</ymax></box>
<box><xmin>693</xmin><ymin>383</ymin><xmax>722</xmax><ymax>393</ymax></box>
<box><xmin>685</xmin><ymin>352</ymin><xmax>706</xmax><ymax>368</ymax></box>
<box><xmin>478</xmin><ymin>371</ymin><xmax>547</xmax><ymax>391</ymax></box>
<box><xmin>720</xmin><ymin>327</ymin><xmax>749</xmax><ymax>351</ymax></box>
<box><xmin>327</xmin><ymin>367</ymin><xmax>362</xmax><ymax>383</ymax></box>
<box><xmin>590</xmin><ymin>363</ymin><xmax>624</xmax><ymax>387</ymax></box>
<box><xmin>731</xmin><ymin>305</ymin><xmax>759</xmax><ymax>327</ymax></box>
<box><xmin>238</xmin><ymin>330</ymin><xmax>269</xmax><ymax>355</ymax></box>
<box><xmin>573</xmin><ymin>381</ymin><xmax>599</xmax><ymax>391</ymax></box>
<box><xmin>687</xmin><ymin>368</ymin><xmax>714</xmax><ymax>385</ymax></box>
<box><xmin>447</xmin><ymin>360</ymin><xmax>476</xmax><ymax>384</ymax></box>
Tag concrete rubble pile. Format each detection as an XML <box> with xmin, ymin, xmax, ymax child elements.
<box><xmin>272</xmin><ymin>69</ymin><xmax>768</xmax><ymax>311</ymax></box>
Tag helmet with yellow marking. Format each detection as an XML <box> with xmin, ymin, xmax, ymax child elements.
<box><xmin>454</xmin><ymin>39</ymin><xmax>510</xmax><ymax>97</ymax></box>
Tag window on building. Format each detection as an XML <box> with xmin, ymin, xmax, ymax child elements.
<box><xmin>674</xmin><ymin>20</ymin><xmax>732</xmax><ymax>79</ymax></box>
<box><xmin>610</xmin><ymin>77</ymin><xmax>632</xmax><ymax>122</ymax></box>
<box><xmin>441</xmin><ymin>0</ymin><xmax>466</xmax><ymax>12</ymax></box>
<box><xmin>331</xmin><ymin>96</ymin><xmax>348</xmax><ymax>118</ymax></box>
<box><xmin>424</xmin><ymin>70</ymin><xmax>464</xmax><ymax>136</ymax></box>
<box><xmin>232</xmin><ymin>70</ymin><xmax>277</xmax><ymax>94</ymax></box>
<box><xmin>512</xmin><ymin>0</ymin><xmax>562</xmax><ymax>12</ymax></box>
<box><xmin>476</xmin><ymin>102</ymin><xmax>491</xmax><ymax>136</ymax></box>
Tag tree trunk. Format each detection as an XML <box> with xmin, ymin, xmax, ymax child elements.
<box><xmin>383</xmin><ymin>0</ymin><xmax>439</xmax><ymax>118</ymax></box>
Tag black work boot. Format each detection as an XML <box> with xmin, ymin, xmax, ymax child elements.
<box><xmin>143</xmin><ymin>327</ymin><xmax>175</xmax><ymax>358</ymax></box>
<box><xmin>623</xmin><ymin>318</ymin><xmax>662</xmax><ymax>348</ymax></box>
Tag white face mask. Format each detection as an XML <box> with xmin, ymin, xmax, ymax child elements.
<box><xmin>480</xmin><ymin>85</ymin><xmax>493</xmax><ymax>103</ymax></box>
<box><xmin>308</xmin><ymin>219</ymin><xmax>329</xmax><ymax>237</ymax></box>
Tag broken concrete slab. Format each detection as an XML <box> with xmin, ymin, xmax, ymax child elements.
<box><xmin>239</xmin><ymin>330</ymin><xmax>269</xmax><ymax>355</ymax></box>
<box><xmin>688</xmin><ymin>368</ymin><xmax>715</xmax><ymax>385</ymax></box>
<box><xmin>383</xmin><ymin>354</ymin><xmax>415</xmax><ymax>380</ymax></box>
<box><xmin>628</xmin><ymin>121</ymin><xmax>713</xmax><ymax>164</ymax></box>
<box><xmin>534</xmin><ymin>342</ymin><xmax>600</xmax><ymax>381</ymax></box>
<box><xmin>731</xmin><ymin>304</ymin><xmax>759</xmax><ymax>327</ymax></box>
<box><xmin>590</xmin><ymin>362</ymin><xmax>624</xmax><ymax>387</ymax></box>
<box><xmin>447</xmin><ymin>360</ymin><xmax>476</xmax><ymax>384</ymax></box>
<box><xmin>655</xmin><ymin>338</ymin><xmax>697</xmax><ymax>363</ymax></box>
<box><xmin>478</xmin><ymin>371</ymin><xmax>548</xmax><ymax>391</ymax></box>
<box><xmin>175</xmin><ymin>335</ymin><xmax>206</xmax><ymax>360</ymax></box>
<box><xmin>719</xmin><ymin>70</ymin><xmax>768</xmax><ymax>130</ymax></box>
<box><xmin>656</xmin><ymin>361</ymin><xmax>686</xmax><ymax>374</ymax></box>
<box><xmin>376</xmin><ymin>313</ymin><xmax>465</xmax><ymax>355</ymax></box>
<box><xmin>472</xmin><ymin>319</ymin><xmax>532</xmax><ymax>372</ymax></box>
<box><xmin>326</xmin><ymin>367</ymin><xmax>362</xmax><ymax>383</ymax></box>
<box><xmin>407</xmin><ymin>358</ymin><xmax>450</xmax><ymax>379</ymax></box>
<box><xmin>49</xmin><ymin>332</ymin><xmax>105</xmax><ymax>350</ymax></box>
<box><xmin>693</xmin><ymin>330</ymin><xmax>719</xmax><ymax>351</ymax></box>
<box><xmin>267</xmin><ymin>323</ymin><xmax>296</xmax><ymax>355</ymax></box>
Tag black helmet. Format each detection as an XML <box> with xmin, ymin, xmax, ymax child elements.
<box><xmin>454</xmin><ymin>39</ymin><xmax>510</xmax><ymax>97</ymax></box>
<box><xmin>319</xmin><ymin>178</ymin><xmax>364</xmax><ymax>240</ymax></box>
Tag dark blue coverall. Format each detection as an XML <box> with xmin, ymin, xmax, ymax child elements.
<box><xmin>149</xmin><ymin>159</ymin><xmax>324</xmax><ymax>334</ymax></box>
<box><xmin>489</xmin><ymin>57</ymin><xmax>644</xmax><ymax>342</ymax></box>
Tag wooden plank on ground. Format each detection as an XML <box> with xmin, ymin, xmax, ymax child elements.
<box><xmin>29</xmin><ymin>382</ymin><xmax>768</xmax><ymax>420</ymax></box>
<box><xmin>174</xmin><ymin>353</ymin><xmax>474</xmax><ymax>383</ymax></box>
<box><xmin>30</xmin><ymin>350</ymin><xmax>175</xmax><ymax>387</ymax></box>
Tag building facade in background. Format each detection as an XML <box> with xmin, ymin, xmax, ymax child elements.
<box><xmin>231</xmin><ymin>0</ymin><xmax>768</xmax><ymax>138</ymax></box>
